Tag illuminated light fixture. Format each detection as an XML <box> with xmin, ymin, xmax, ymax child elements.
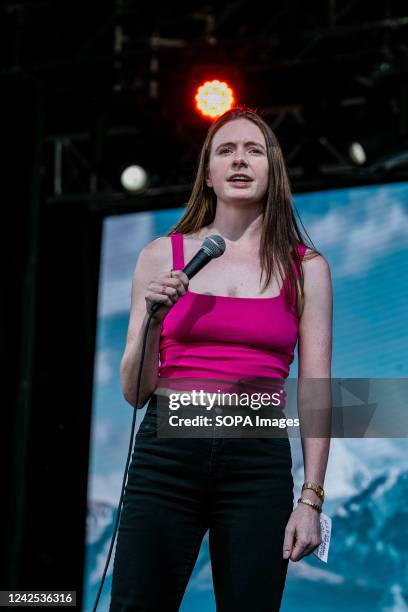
<box><xmin>120</xmin><ymin>165</ymin><xmax>148</xmax><ymax>192</ymax></box>
<box><xmin>194</xmin><ymin>79</ymin><xmax>235</xmax><ymax>119</ymax></box>
<box><xmin>349</xmin><ymin>142</ymin><xmax>367</xmax><ymax>165</ymax></box>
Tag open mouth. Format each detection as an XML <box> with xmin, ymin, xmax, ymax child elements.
<box><xmin>228</xmin><ymin>175</ymin><xmax>254</xmax><ymax>186</ymax></box>
<box><xmin>228</xmin><ymin>179</ymin><xmax>253</xmax><ymax>186</ymax></box>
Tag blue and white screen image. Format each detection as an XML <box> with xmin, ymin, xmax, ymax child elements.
<box><xmin>83</xmin><ymin>181</ymin><xmax>408</xmax><ymax>612</ymax></box>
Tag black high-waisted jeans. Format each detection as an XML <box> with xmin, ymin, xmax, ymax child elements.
<box><xmin>109</xmin><ymin>394</ymin><xmax>294</xmax><ymax>612</ymax></box>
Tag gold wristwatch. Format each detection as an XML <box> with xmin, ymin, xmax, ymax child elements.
<box><xmin>302</xmin><ymin>481</ymin><xmax>325</xmax><ymax>502</ymax></box>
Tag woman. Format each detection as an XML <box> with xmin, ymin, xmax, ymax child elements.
<box><xmin>110</xmin><ymin>106</ymin><xmax>333</xmax><ymax>611</ymax></box>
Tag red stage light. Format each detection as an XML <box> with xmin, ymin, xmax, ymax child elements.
<box><xmin>194</xmin><ymin>79</ymin><xmax>235</xmax><ymax>119</ymax></box>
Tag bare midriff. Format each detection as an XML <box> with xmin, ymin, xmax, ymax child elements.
<box><xmin>153</xmin><ymin>378</ymin><xmax>285</xmax><ymax>407</ymax></box>
<box><xmin>153</xmin><ymin>383</ymin><xmax>242</xmax><ymax>406</ymax></box>
<box><xmin>153</xmin><ymin>385</ymin><xmax>224</xmax><ymax>407</ymax></box>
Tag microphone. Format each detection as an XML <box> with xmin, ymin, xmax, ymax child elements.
<box><xmin>150</xmin><ymin>234</ymin><xmax>226</xmax><ymax>314</ymax></box>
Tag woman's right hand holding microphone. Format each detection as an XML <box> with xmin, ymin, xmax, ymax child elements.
<box><xmin>145</xmin><ymin>269</ymin><xmax>189</xmax><ymax>323</ymax></box>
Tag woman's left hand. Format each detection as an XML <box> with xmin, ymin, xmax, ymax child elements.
<box><xmin>282</xmin><ymin>503</ymin><xmax>322</xmax><ymax>561</ymax></box>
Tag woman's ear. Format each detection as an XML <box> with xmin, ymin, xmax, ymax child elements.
<box><xmin>205</xmin><ymin>169</ymin><xmax>213</xmax><ymax>188</ymax></box>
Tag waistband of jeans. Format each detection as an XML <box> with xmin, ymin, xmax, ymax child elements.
<box><xmin>146</xmin><ymin>394</ymin><xmax>292</xmax><ymax>440</ymax></box>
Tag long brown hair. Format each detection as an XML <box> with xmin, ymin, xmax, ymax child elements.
<box><xmin>168</xmin><ymin>105</ymin><xmax>320</xmax><ymax>317</ymax></box>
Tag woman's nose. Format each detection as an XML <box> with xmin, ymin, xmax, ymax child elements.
<box><xmin>232</xmin><ymin>155</ymin><xmax>248</xmax><ymax>166</ymax></box>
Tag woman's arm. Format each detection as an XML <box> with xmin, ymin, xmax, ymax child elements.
<box><xmin>120</xmin><ymin>237</ymin><xmax>171</xmax><ymax>409</ymax></box>
<box><xmin>282</xmin><ymin>251</ymin><xmax>333</xmax><ymax>562</ymax></box>
<box><xmin>297</xmin><ymin>251</ymin><xmax>333</xmax><ymax>504</ymax></box>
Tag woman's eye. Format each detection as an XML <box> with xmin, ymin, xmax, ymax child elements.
<box><xmin>218</xmin><ymin>148</ymin><xmax>263</xmax><ymax>154</ymax></box>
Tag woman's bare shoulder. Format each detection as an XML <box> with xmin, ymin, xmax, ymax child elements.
<box><xmin>302</xmin><ymin>247</ymin><xmax>330</xmax><ymax>268</ymax></box>
<box><xmin>301</xmin><ymin>248</ymin><xmax>332</xmax><ymax>290</ymax></box>
<box><xmin>142</xmin><ymin>236</ymin><xmax>171</xmax><ymax>254</ymax></box>
<box><xmin>136</xmin><ymin>236</ymin><xmax>173</xmax><ymax>271</ymax></box>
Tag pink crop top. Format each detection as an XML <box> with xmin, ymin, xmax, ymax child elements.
<box><xmin>157</xmin><ymin>232</ymin><xmax>307</xmax><ymax>396</ymax></box>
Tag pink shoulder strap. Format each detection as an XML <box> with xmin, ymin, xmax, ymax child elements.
<box><xmin>170</xmin><ymin>232</ymin><xmax>185</xmax><ymax>270</ymax></box>
<box><xmin>281</xmin><ymin>243</ymin><xmax>307</xmax><ymax>303</ymax></box>
<box><xmin>292</xmin><ymin>243</ymin><xmax>307</xmax><ymax>279</ymax></box>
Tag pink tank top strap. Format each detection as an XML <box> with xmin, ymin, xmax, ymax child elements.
<box><xmin>170</xmin><ymin>232</ymin><xmax>185</xmax><ymax>270</ymax></box>
<box><xmin>293</xmin><ymin>243</ymin><xmax>307</xmax><ymax>279</ymax></box>
<box><xmin>282</xmin><ymin>242</ymin><xmax>308</xmax><ymax>299</ymax></box>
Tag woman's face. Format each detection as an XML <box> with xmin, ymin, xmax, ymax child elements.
<box><xmin>205</xmin><ymin>118</ymin><xmax>269</xmax><ymax>206</ymax></box>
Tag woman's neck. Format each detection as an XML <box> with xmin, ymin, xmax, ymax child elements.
<box><xmin>199</xmin><ymin>207</ymin><xmax>264</xmax><ymax>244</ymax></box>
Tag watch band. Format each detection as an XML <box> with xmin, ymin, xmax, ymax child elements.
<box><xmin>297</xmin><ymin>497</ymin><xmax>322</xmax><ymax>513</ymax></box>
<box><xmin>302</xmin><ymin>481</ymin><xmax>325</xmax><ymax>501</ymax></box>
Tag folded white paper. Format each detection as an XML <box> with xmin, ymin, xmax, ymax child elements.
<box><xmin>312</xmin><ymin>511</ymin><xmax>331</xmax><ymax>563</ymax></box>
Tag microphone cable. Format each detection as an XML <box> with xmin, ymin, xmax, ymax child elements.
<box><xmin>92</xmin><ymin>309</ymin><xmax>155</xmax><ymax>612</ymax></box>
<box><xmin>91</xmin><ymin>234</ymin><xmax>226</xmax><ymax>610</ymax></box>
